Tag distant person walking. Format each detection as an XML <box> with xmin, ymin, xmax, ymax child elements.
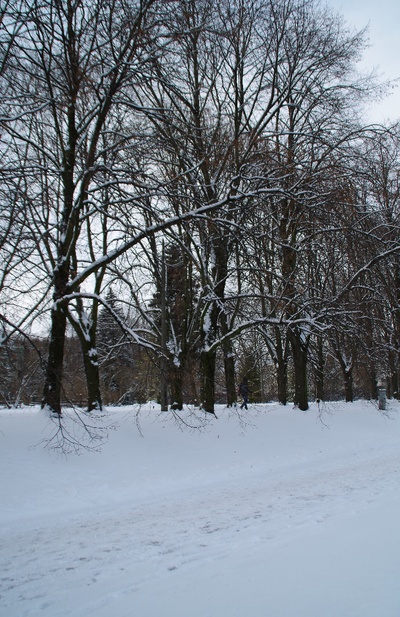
<box><xmin>238</xmin><ymin>377</ymin><xmax>250</xmax><ymax>410</ymax></box>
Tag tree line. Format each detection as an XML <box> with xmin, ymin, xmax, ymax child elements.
<box><xmin>1</xmin><ymin>0</ymin><xmax>400</xmax><ymax>414</ymax></box>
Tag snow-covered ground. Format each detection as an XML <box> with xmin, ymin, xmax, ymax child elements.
<box><xmin>1</xmin><ymin>400</ymin><xmax>400</xmax><ymax>617</ymax></box>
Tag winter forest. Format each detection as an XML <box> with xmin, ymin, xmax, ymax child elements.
<box><xmin>1</xmin><ymin>0</ymin><xmax>400</xmax><ymax>415</ymax></box>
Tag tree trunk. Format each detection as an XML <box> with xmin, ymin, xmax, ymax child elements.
<box><xmin>220</xmin><ymin>312</ymin><xmax>236</xmax><ymax>406</ymax></box>
<box><xmin>223</xmin><ymin>350</ymin><xmax>236</xmax><ymax>407</ymax></box>
<box><xmin>41</xmin><ymin>303</ymin><xmax>67</xmax><ymax>415</ymax></box>
<box><xmin>369</xmin><ymin>362</ymin><xmax>378</xmax><ymax>400</ymax></box>
<box><xmin>344</xmin><ymin>368</ymin><xmax>353</xmax><ymax>402</ymax></box>
<box><xmin>275</xmin><ymin>327</ymin><xmax>288</xmax><ymax>405</ymax></box>
<box><xmin>70</xmin><ymin>325</ymin><xmax>103</xmax><ymax>412</ymax></box>
<box><xmin>315</xmin><ymin>336</ymin><xmax>325</xmax><ymax>401</ymax></box>
<box><xmin>389</xmin><ymin>353</ymin><xmax>399</xmax><ymax>400</ymax></box>
<box><xmin>289</xmin><ymin>328</ymin><xmax>309</xmax><ymax>411</ymax></box>
<box><xmin>277</xmin><ymin>360</ymin><xmax>288</xmax><ymax>406</ymax></box>
<box><xmin>330</xmin><ymin>336</ymin><xmax>355</xmax><ymax>404</ymax></box>
<box><xmin>160</xmin><ymin>250</ymin><xmax>168</xmax><ymax>411</ymax></box>
<box><xmin>364</xmin><ymin>316</ymin><xmax>377</xmax><ymax>399</ymax></box>
<box><xmin>67</xmin><ymin>292</ymin><xmax>103</xmax><ymax>412</ymax></box>
<box><xmin>169</xmin><ymin>364</ymin><xmax>183</xmax><ymax>410</ymax></box>
<box><xmin>199</xmin><ymin>268</ymin><xmax>221</xmax><ymax>415</ymax></box>
<box><xmin>81</xmin><ymin>339</ymin><xmax>102</xmax><ymax>412</ymax></box>
<box><xmin>200</xmin><ymin>348</ymin><xmax>216</xmax><ymax>414</ymax></box>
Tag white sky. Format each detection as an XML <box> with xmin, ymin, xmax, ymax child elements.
<box><xmin>328</xmin><ymin>0</ymin><xmax>400</xmax><ymax>123</ymax></box>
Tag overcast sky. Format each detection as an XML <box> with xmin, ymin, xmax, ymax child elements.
<box><xmin>328</xmin><ymin>0</ymin><xmax>400</xmax><ymax>123</ymax></box>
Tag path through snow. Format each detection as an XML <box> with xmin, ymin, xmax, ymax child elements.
<box><xmin>1</xmin><ymin>401</ymin><xmax>400</xmax><ymax>616</ymax></box>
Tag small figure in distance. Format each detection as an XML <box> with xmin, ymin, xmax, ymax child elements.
<box><xmin>238</xmin><ymin>376</ymin><xmax>250</xmax><ymax>410</ymax></box>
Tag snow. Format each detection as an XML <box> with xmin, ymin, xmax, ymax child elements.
<box><xmin>1</xmin><ymin>400</ymin><xmax>400</xmax><ymax>617</ymax></box>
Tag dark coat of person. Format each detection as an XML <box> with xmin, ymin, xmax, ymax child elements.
<box><xmin>238</xmin><ymin>377</ymin><xmax>250</xmax><ymax>410</ymax></box>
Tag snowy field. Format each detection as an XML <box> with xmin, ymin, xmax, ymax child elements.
<box><xmin>1</xmin><ymin>400</ymin><xmax>400</xmax><ymax>617</ymax></box>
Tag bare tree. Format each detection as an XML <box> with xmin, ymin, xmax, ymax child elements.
<box><xmin>135</xmin><ymin>0</ymin><xmax>308</xmax><ymax>411</ymax></box>
<box><xmin>1</xmin><ymin>0</ymin><xmax>167</xmax><ymax>414</ymax></box>
<box><xmin>2</xmin><ymin>0</ymin><xmax>397</xmax><ymax>418</ymax></box>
